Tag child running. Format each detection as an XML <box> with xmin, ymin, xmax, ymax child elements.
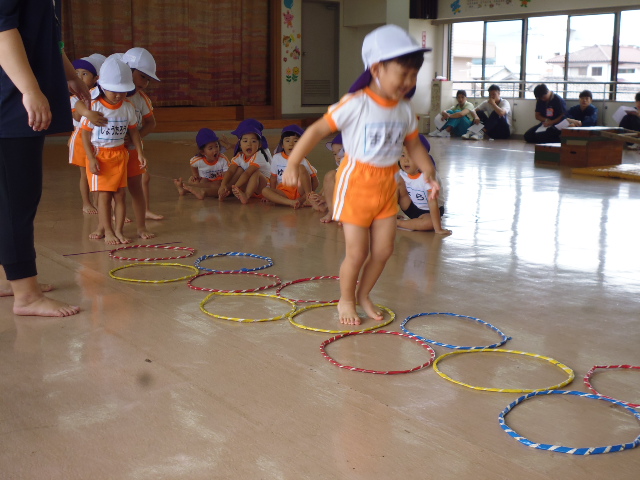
<box><xmin>261</xmin><ymin>125</ymin><xmax>318</xmax><ymax>208</ymax></box>
<box><xmin>282</xmin><ymin>25</ymin><xmax>439</xmax><ymax>325</ymax></box>
<box><xmin>174</xmin><ymin>128</ymin><xmax>229</xmax><ymax>199</ymax></box>
<box><xmin>81</xmin><ymin>57</ymin><xmax>147</xmax><ymax>245</ymax></box>
<box><xmin>397</xmin><ymin>135</ymin><xmax>450</xmax><ymax>234</ymax></box>
<box><xmin>308</xmin><ymin>133</ymin><xmax>344</xmax><ymax>223</ymax></box>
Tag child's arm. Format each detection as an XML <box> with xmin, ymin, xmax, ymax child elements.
<box><xmin>189</xmin><ymin>166</ymin><xmax>201</xmax><ymax>183</ymax></box>
<box><xmin>405</xmin><ymin>135</ymin><xmax>440</xmax><ymax>200</ymax></box>
<box><xmin>235</xmin><ymin>164</ymin><xmax>259</xmax><ymax>189</ymax></box>
<box><xmin>270</xmin><ymin>174</ymin><xmax>277</xmax><ymax>189</ymax></box>
<box><xmin>218</xmin><ymin>164</ymin><xmax>238</xmax><ymax>196</ymax></box>
<box><xmin>74</xmin><ymin>100</ymin><xmax>107</xmax><ymax>127</ymax></box>
<box><xmin>128</xmin><ymin>127</ymin><xmax>147</xmax><ymax>168</ymax></box>
<box><xmin>282</xmin><ymin>118</ymin><xmax>333</xmax><ymax>187</ymax></box>
<box><xmin>427</xmin><ymin>195</ymin><xmax>450</xmax><ymax>235</ymax></box>
<box><xmin>219</xmin><ymin>134</ymin><xmax>236</xmax><ymax>152</ymax></box>
<box><xmin>82</xmin><ymin>128</ymin><xmax>99</xmax><ymax>174</ymax></box>
<box><xmin>138</xmin><ymin>115</ymin><xmax>156</xmax><ymax>139</ymax></box>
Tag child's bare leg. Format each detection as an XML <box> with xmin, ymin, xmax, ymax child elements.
<box><xmin>232</xmin><ymin>185</ymin><xmax>249</xmax><ymax>204</ymax></box>
<box><xmin>245</xmin><ymin>172</ymin><xmax>267</xmax><ymax>198</ymax></box>
<box><xmin>261</xmin><ymin>186</ymin><xmax>298</xmax><ymax>207</ymax></box>
<box><xmin>128</xmin><ymin>174</ymin><xmax>155</xmax><ymax>239</ymax></box>
<box><xmin>356</xmin><ymin>216</ymin><xmax>396</xmax><ymax>321</ymax></box>
<box><xmin>397</xmin><ymin>216</ymin><xmax>434</xmax><ymax>231</ymax></box>
<box><xmin>113</xmin><ymin>188</ymin><xmax>130</xmax><ymax>244</ymax></box>
<box><xmin>297</xmin><ymin>164</ymin><xmax>313</xmax><ymax>198</ymax></box>
<box><xmin>98</xmin><ymin>192</ymin><xmax>119</xmax><ymax>245</ymax></box>
<box><xmin>79</xmin><ymin>168</ymin><xmax>97</xmax><ymax>214</ymax></box>
<box><xmin>338</xmin><ymin>223</ymin><xmax>370</xmax><ymax>325</ymax></box>
<box><xmin>142</xmin><ymin>171</ymin><xmax>164</xmax><ymax>220</ymax></box>
<box><xmin>9</xmin><ymin>275</ymin><xmax>80</xmax><ymax>317</ymax></box>
<box><xmin>183</xmin><ymin>180</ymin><xmax>221</xmax><ymax>200</ymax></box>
<box><xmin>173</xmin><ymin>177</ymin><xmax>186</xmax><ymax>196</ymax></box>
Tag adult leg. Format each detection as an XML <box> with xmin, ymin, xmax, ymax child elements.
<box><xmin>0</xmin><ymin>137</ymin><xmax>79</xmax><ymax>316</ymax></box>
<box><xmin>484</xmin><ymin>112</ymin><xmax>511</xmax><ymax>139</ymax></box>
<box><xmin>338</xmin><ymin>223</ymin><xmax>370</xmax><ymax>325</ymax></box>
<box><xmin>523</xmin><ymin>124</ymin><xmax>542</xmax><ymax>143</ymax></box>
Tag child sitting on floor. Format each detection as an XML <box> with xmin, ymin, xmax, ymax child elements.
<box><xmin>174</xmin><ymin>128</ymin><xmax>229</xmax><ymax>199</ymax></box>
<box><xmin>397</xmin><ymin>135</ymin><xmax>450</xmax><ymax>234</ymax></box>
<box><xmin>308</xmin><ymin>133</ymin><xmax>344</xmax><ymax>223</ymax></box>
<box><xmin>261</xmin><ymin>125</ymin><xmax>318</xmax><ymax>208</ymax></box>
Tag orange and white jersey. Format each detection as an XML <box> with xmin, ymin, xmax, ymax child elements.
<box><xmin>70</xmin><ymin>87</ymin><xmax>100</xmax><ymax>127</ymax></box>
<box><xmin>232</xmin><ymin>150</ymin><xmax>271</xmax><ymax>178</ymax></box>
<box><xmin>190</xmin><ymin>154</ymin><xmax>229</xmax><ymax>180</ymax></box>
<box><xmin>324</xmin><ymin>87</ymin><xmax>419</xmax><ymax>168</ymax></box>
<box><xmin>270</xmin><ymin>152</ymin><xmax>316</xmax><ymax>184</ymax></box>
<box><xmin>127</xmin><ymin>90</ymin><xmax>154</xmax><ymax>129</ymax></box>
<box><xmin>80</xmin><ymin>97</ymin><xmax>138</xmax><ymax>148</ymax></box>
<box><xmin>399</xmin><ymin>170</ymin><xmax>445</xmax><ymax>210</ymax></box>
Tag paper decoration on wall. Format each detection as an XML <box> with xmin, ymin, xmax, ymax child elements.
<box><xmin>283</xmin><ymin>34</ymin><xmax>294</xmax><ymax>47</ymax></box>
<box><xmin>290</xmin><ymin>46</ymin><xmax>300</xmax><ymax>60</ymax></box>
<box><xmin>283</xmin><ymin>10</ymin><xmax>294</xmax><ymax>28</ymax></box>
<box><xmin>284</xmin><ymin>0</ymin><xmax>294</xmax><ymax>8</ymax></box>
<box><xmin>467</xmin><ymin>0</ymin><xmax>522</xmax><ymax>8</ymax></box>
<box><xmin>521</xmin><ymin>0</ymin><xmax>531</xmax><ymax>6</ymax></box>
<box><xmin>451</xmin><ymin>0</ymin><xmax>461</xmax><ymax>15</ymax></box>
<box><xmin>285</xmin><ymin>67</ymin><xmax>300</xmax><ymax>83</ymax></box>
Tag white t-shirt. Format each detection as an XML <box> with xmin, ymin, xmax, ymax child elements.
<box><xmin>70</xmin><ymin>87</ymin><xmax>100</xmax><ymax>127</ymax></box>
<box><xmin>232</xmin><ymin>150</ymin><xmax>271</xmax><ymax>178</ymax></box>
<box><xmin>399</xmin><ymin>170</ymin><xmax>445</xmax><ymax>210</ymax></box>
<box><xmin>190</xmin><ymin>154</ymin><xmax>229</xmax><ymax>180</ymax></box>
<box><xmin>270</xmin><ymin>152</ymin><xmax>317</xmax><ymax>185</ymax></box>
<box><xmin>127</xmin><ymin>90</ymin><xmax>154</xmax><ymax>129</ymax></box>
<box><xmin>324</xmin><ymin>87</ymin><xmax>419</xmax><ymax>168</ymax></box>
<box><xmin>475</xmin><ymin>98</ymin><xmax>512</xmax><ymax>132</ymax></box>
<box><xmin>80</xmin><ymin>97</ymin><xmax>137</xmax><ymax>148</ymax></box>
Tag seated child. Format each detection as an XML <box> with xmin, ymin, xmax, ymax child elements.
<box><xmin>308</xmin><ymin>133</ymin><xmax>344</xmax><ymax>223</ymax></box>
<box><xmin>397</xmin><ymin>135</ymin><xmax>450</xmax><ymax>234</ymax></box>
<box><xmin>261</xmin><ymin>125</ymin><xmax>318</xmax><ymax>208</ymax></box>
<box><xmin>219</xmin><ymin>121</ymin><xmax>271</xmax><ymax>203</ymax></box>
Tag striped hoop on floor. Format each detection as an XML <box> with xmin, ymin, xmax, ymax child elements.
<box><xmin>200</xmin><ymin>292</ymin><xmax>297</xmax><ymax>322</ymax></box>
<box><xmin>584</xmin><ymin>365</ymin><xmax>640</xmax><ymax>408</ymax></box>
<box><xmin>401</xmin><ymin>312</ymin><xmax>511</xmax><ymax>350</ymax></box>
<box><xmin>432</xmin><ymin>349</ymin><xmax>575</xmax><ymax>393</ymax></box>
<box><xmin>319</xmin><ymin>330</ymin><xmax>436</xmax><ymax>374</ymax></box>
<box><xmin>194</xmin><ymin>252</ymin><xmax>273</xmax><ymax>273</ymax></box>
<box><xmin>109</xmin><ymin>262</ymin><xmax>199</xmax><ymax>283</ymax></box>
<box><xmin>288</xmin><ymin>302</ymin><xmax>394</xmax><ymax>334</ymax></box>
<box><xmin>187</xmin><ymin>271</ymin><xmax>282</xmax><ymax>293</ymax></box>
<box><xmin>109</xmin><ymin>244</ymin><xmax>196</xmax><ymax>261</ymax></box>
<box><xmin>276</xmin><ymin>276</ymin><xmax>340</xmax><ymax>303</ymax></box>
<box><xmin>499</xmin><ymin>390</ymin><xmax>640</xmax><ymax>455</ymax></box>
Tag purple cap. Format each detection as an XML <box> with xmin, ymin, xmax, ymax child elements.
<box><xmin>232</xmin><ymin>119</ymin><xmax>268</xmax><ymax>155</ymax></box>
<box><xmin>325</xmin><ymin>132</ymin><xmax>343</xmax><ymax>151</ymax></box>
<box><xmin>72</xmin><ymin>59</ymin><xmax>97</xmax><ymax>76</ymax></box>
<box><xmin>196</xmin><ymin>128</ymin><xmax>219</xmax><ymax>149</ymax></box>
<box><xmin>281</xmin><ymin>124</ymin><xmax>304</xmax><ymax>137</ymax></box>
<box><xmin>418</xmin><ymin>134</ymin><xmax>431</xmax><ymax>153</ymax></box>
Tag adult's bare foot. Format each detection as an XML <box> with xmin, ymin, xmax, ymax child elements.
<box><xmin>0</xmin><ymin>282</ymin><xmax>53</xmax><ymax>297</ymax></box>
<box><xmin>13</xmin><ymin>295</ymin><xmax>80</xmax><ymax>317</ymax></box>
<box><xmin>338</xmin><ymin>299</ymin><xmax>361</xmax><ymax>325</ymax></box>
<box><xmin>183</xmin><ymin>185</ymin><xmax>206</xmax><ymax>200</ymax></box>
<box><xmin>173</xmin><ymin>178</ymin><xmax>186</xmax><ymax>196</ymax></box>
<box><xmin>356</xmin><ymin>293</ymin><xmax>383</xmax><ymax>321</ymax></box>
<box><xmin>232</xmin><ymin>185</ymin><xmax>249</xmax><ymax>204</ymax></box>
<box><xmin>145</xmin><ymin>211</ymin><xmax>164</xmax><ymax>221</ymax></box>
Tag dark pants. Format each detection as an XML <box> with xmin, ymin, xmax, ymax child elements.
<box><xmin>0</xmin><ymin>137</ymin><xmax>44</xmax><ymax>281</ymax></box>
<box><xmin>477</xmin><ymin>111</ymin><xmax>511</xmax><ymax>139</ymax></box>
<box><xmin>523</xmin><ymin>123</ymin><xmax>562</xmax><ymax>144</ymax></box>
<box><xmin>619</xmin><ymin>114</ymin><xmax>640</xmax><ymax>132</ymax></box>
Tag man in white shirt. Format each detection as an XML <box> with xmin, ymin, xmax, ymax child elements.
<box><xmin>464</xmin><ymin>84</ymin><xmax>512</xmax><ymax>140</ymax></box>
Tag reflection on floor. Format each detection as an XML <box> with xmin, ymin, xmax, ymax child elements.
<box><xmin>1</xmin><ymin>133</ymin><xmax>640</xmax><ymax>479</ymax></box>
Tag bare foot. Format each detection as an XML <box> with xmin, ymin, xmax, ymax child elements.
<box><xmin>82</xmin><ymin>205</ymin><xmax>98</xmax><ymax>214</ymax></box>
<box><xmin>218</xmin><ymin>189</ymin><xmax>231</xmax><ymax>202</ymax></box>
<box><xmin>292</xmin><ymin>197</ymin><xmax>306</xmax><ymax>209</ymax></box>
<box><xmin>232</xmin><ymin>185</ymin><xmax>249</xmax><ymax>204</ymax></box>
<box><xmin>320</xmin><ymin>212</ymin><xmax>334</xmax><ymax>223</ymax></box>
<box><xmin>307</xmin><ymin>193</ymin><xmax>327</xmax><ymax>212</ymax></box>
<box><xmin>183</xmin><ymin>185</ymin><xmax>206</xmax><ymax>200</ymax></box>
<box><xmin>0</xmin><ymin>282</ymin><xmax>53</xmax><ymax>297</ymax></box>
<box><xmin>173</xmin><ymin>178</ymin><xmax>186</xmax><ymax>196</ymax></box>
<box><xmin>145</xmin><ymin>211</ymin><xmax>164</xmax><ymax>221</ymax></box>
<box><xmin>13</xmin><ymin>295</ymin><xmax>80</xmax><ymax>317</ymax></box>
<box><xmin>138</xmin><ymin>229</ymin><xmax>156</xmax><ymax>240</ymax></box>
<box><xmin>115</xmin><ymin>216</ymin><xmax>133</xmax><ymax>224</ymax></box>
<box><xmin>356</xmin><ymin>293</ymin><xmax>383</xmax><ymax>321</ymax></box>
<box><xmin>115</xmin><ymin>232</ymin><xmax>131</xmax><ymax>244</ymax></box>
<box><xmin>104</xmin><ymin>233</ymin><xmax>120</xmax><ymax>245</ymax></box>
<box><xmin>89</xmin><ymin>228</ymin><xmax>105</xmax><ymax>240</ymax></box>
<box><xmin>338</xmin><ymin>299</ymin><xmax>361</xmax><ymax>325</ymax></box>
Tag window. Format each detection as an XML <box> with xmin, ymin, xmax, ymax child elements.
<box><xmin>450</xmin><ymin>22</ymin><xmax>484</xmax><ymax>93</ymax></box>
<box><xmin>618</xmin><ymin>9</ymin><xmax>640</xmax><ymax>100</ymax></box>
<box><xmin>591</xmin><ymin>66</ymin><xmax>603</xmax><ymax>76</ymax></box>
<box><xmin>485</xmin><ymin>20</ymin><xmax>523</xmax><ymax>98</ymax></box>
<box><xmin>619</xmin><ymin>68</ymin><xmax>636</xmax><ymax>74</ymax></box>
<box><xmin>525</xmin><ymin>15</ymin><xmax>567</xmax><ymax>98</ymax></box>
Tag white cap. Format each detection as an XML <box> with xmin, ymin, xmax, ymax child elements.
<box><xmin>81</xmin><ymin>54</ymin><xmax>105</xmax><ymax>75</ymax></box>
<box><xmin>361</xmin><ymin>24</ymin><xmax>430</xmax><ymax>69</ymax></box>
<box><xmin>122</xmin><ymin>47</ymin><xmax>160</xmax><ymax>81</ymax></box>
<box><xmin>98</xmin><ymin>57</ymin><xmax>135</xmax><ymax>93</ymax></box>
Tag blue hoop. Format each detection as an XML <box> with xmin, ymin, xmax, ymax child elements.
<box><xmin>499</xmin><ymin>390</ymin><xmax>640</xmax><ymax>455</ymax></box>
<box><xmin>194</xmin><ymin>252</ymin><xmax>274</xmax><ymax>273</ymax></box>
<box><xmin>401</xmin><ymin>312</ymin><xmax>511</xmax><ymax>350</ymax></box>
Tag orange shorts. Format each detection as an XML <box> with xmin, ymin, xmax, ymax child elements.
<box><xmin>68</xmin><ymin>127</ymin><xmax>86</xmax><ymax>167</ymax></box>
<box><xmin>332</xmin><ymin>156</ymin><xmax>398</xmax><ymax>227</ymax></box>
<box><xmin>127</xmin><ymin>148</ymin><xmax>147</xmax><ymax>177</ymax></box>
<box><xmin>277</xmin><ymin>183</ymin><xmax>300</xmax><ymax>200</ymax></box>
<box><xmin>87</xmin><ymin>146</ymin><xmax>128</xmax><ymax>192</ymax></box>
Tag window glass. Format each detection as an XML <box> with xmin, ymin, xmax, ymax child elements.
<box><xmin>484</xmin><ymin>20</ymin><xmax>523</xmax><ymax>98</ymax></box>
<box><xmin>525</xmin><ymin>15</ymin><xmax>567</xmax><ymax>99</ymax></box>
<box><xmin>618</xmin><ymin>9</ymin><xmax>640</xmax><ymax>101</ymax></box>
<box><xmin>450</xmin><ymin>22</ymin><xmax>484</xmax><ymax>95</ymax></box>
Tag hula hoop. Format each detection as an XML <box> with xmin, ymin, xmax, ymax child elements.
<box><xmin>195</xmin><ymin>252</ymin><xmax>273</xmax><ymax>273</ymax></box>
<box><xmin>109</xmin><ymin>244</ymin><xmax>196</xmax><ymax>261</ymax></box>
<box><xmin>200</xmin><ymin>292</ymin><xmax>297</xmax><ymax>322</ymax></box>
<box><xmin>401</xmin><ymin>312</ymin><xmax>511</xmax><ymax>350</ymax></box>
<box><xmin>320</xmin><ymin>330</ymin><xmax>436</xmax><ymax>374</ymax></box>
<box><xmin>187</xmin><ymin>271</ymin><xmax>282</xmax><ymax>293</ymax></box>
<box><xmin>276</xmin><ymin>276</ymin><xmax>341</xmax><ymax>303</ymax></box>
<box><xmin>109</xmin><ymin>262</ymin><xmax>200</xmax><ymax>283</ymax></box>
<box><xmin>584</xmin><ymin>365</ymin><xmax>640</xmax><ymax>408</ymax></box>
<box><xmin>432</xmin><ymin>349</ymin><xmax>575</xmax><ymax>393</ymax></box>
<box><xmin>499</xmin><ymin>390</ymin><xmax>640</xmax><ymax>455</ymax></box>
<box><xmin>289</xmin><ymin>302</ymin><xmax>394</xmax><ymax>334</ymax></box>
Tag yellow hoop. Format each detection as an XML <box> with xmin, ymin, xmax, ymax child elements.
<box><xmin>200</xmin><ymin>292</ymin><xmax>297</xmax><ymax>322</ymax></box>
<box><xmin>288</xmin><ymin>302</ymin><xmax>394</xmax><ymax>334</ymax></box>
<box><xmin>109</xmin><ymin>262</ymin><xmax>200</xmax><ymax>283</ymax></box>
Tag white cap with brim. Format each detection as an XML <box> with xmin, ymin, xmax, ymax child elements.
<box><xmin>98</xmin><ymin>57</ymin><xmax>136</xmax><ymax>93</ymax></box>
<box><xmin>122</xmin><ymin>47</ymin><xmax>160</xmax><ymax>81</ymax></box>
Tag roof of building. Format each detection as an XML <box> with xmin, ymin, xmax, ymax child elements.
<box><xmin>547</xmin><ymin>45</ymin><xmax>640</xmax><ymax>65</ymax></box>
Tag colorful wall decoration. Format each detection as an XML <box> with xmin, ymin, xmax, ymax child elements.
<box><xmin>282</xmin><ymin>0</ymin><xmax>301</xmax><ymax>83</ymax></box>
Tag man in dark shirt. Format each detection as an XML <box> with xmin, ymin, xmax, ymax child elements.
<box><xmin>524</xmin><ymin>84</ymin><xmax>567</xmax><ymax>144</ymax></box>
<box><xmin>566</xmin><ymin>90</ymin><xmax>598</xmax><ymax>127</ymax></box>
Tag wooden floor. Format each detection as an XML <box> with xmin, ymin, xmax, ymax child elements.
<box><xmin>1</xmin><ymin>133</ymin><xmax>640</xmax><ymax>479</ymax></box>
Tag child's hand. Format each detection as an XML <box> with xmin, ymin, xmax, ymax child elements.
<box><xmin>282</xmin><ymin>165</ymin><xmax>299</xmax><ymax>187</ymax></box>
<box><xmin>87</xmin><ymin>111</ymin><xmax>107</xmax><ymax>127</ymax></box>
<box><xmin>218</xmin><ymin>184</ymin><xmax>229</xmax><ymax>198</ymax></box>
<box><xmin>89</xmin><ymin>157</ymin><xmax>100</xmax><ymax>174</ymax></box>
<box><xmin>435</xmin><ymin>228</ymin><xmax>452</xmax><ymax>236</ymax></box>
<box><xmin>425</xmin><ymin>176</ymin><xmax>441</xmax><ymax>200</ymax></box>
<box><xmin>189</xmin><ymin>175</ymin><xmax>200</xmax><ymax>183</ymax></box>
<box><xmin>138</xmin><ymin>154</ymin><xmax>147</xmax><ymax>169</ymax></box>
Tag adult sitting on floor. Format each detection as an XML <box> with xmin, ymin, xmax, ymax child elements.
<box><xmin>463</xmin><ymin>84</ymin><xmax>512</xmax><ymax>140</ymax></box>
<box><xmin>566</xmin><ymin>90</ymin><xmax>598</xmax><ymax>127</ymax></box>
<box><xmin>618</xmin><ymin>92</ymin><xmax>640</xmax><ymax>150</ymax></box>
<box><xmin>523</xmin><ymin>84</ymin><xmax>567</xmax><ymax>144</ymax></box>
<box><xmin>429</xmin><ymin>90</ymin><xmax>475</xmax><ymax>138</ymax></box>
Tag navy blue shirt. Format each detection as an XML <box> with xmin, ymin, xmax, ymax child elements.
<box><xmin>567</xmin><ymin>104</ymin><xmax>598</xmax><ymax>126</ymax></box>
<box><xmin>535</xmin><ymin>93</ymin><xmax>567</xmax><ymax>121</ymax></box>
<box><xmin>0</xmin><ymin>0</ymin><xmax>72</xmax><ymax>138</ymax></box>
